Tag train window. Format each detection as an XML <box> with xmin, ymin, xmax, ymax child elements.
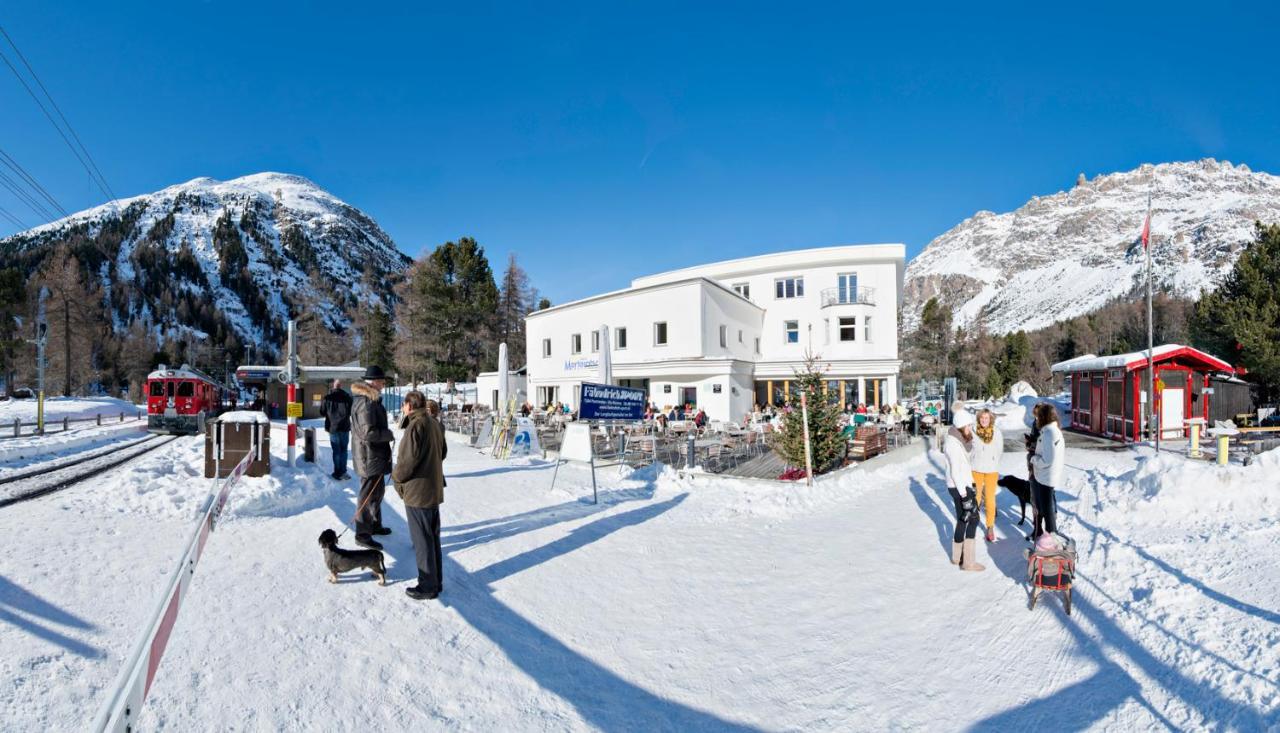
<box><xmin>149</xmin><ymin>382</ymin><xmax>164</xmax><ymax>397</ymax></box>
<box><xmin>177</xmin><ymin>382</ymin><xmax>195</xmax><ymax>397</ymax></box>
<box><xmin>167</xmin><ymin>382</ymin><xmax>174</xmax><ymax>398</ymax></box>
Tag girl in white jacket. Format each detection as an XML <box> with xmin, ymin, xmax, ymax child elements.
<box><xmin>943</xmin><ymin>406</ymin><xmax>984</xmax><ymax>571</ymax></box>
<box><xmin>1030</xmin><ymin>403</ymin><xmax>1065</xmax><ymax>538</ymax></box>
<box><xmin>969</xmin><ymin>409</ymin><xmax>1004</xmax><ymax>542</ymax></box>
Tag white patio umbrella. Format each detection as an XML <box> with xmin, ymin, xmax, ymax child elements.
<box><xmin>598</xmin><ymin>325</ymin><xmax>612</xmax><ymax>385</ymax></box>
<box><xmin>497</xmin><ymin>342</ymin><xmax>509</xmax><ymax>415</ymax></box>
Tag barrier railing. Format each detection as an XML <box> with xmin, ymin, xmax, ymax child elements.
<box><xmin>91</xmin><ymin>444</ymin><xmax>257</xmax><ymax>732</ymax></box>
<box><xmin>1</xmin><ymin>410</ymin><xmax>145</xmax><ymax>440</ymax></box>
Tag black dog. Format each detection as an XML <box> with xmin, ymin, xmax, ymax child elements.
<box><xmin>318</xmin><ymin>529</ymin><xmax>386</xmax><ymax>585</ymax></box>
<box><xmin>997</xmin><ymin>475</ymin><xmax>1034</xmax><ymax>526</ymax></box>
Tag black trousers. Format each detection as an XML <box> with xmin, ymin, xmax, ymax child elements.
<box><xmin>1032</xmin><ymin>478</ymin><xmax>1058</xmax><ymax>537</ymax></box>
<box><xmin>406</xmin><ymin>505</ymin><xmax>443</xmax><ymax>593</ymax></box>
<box><xmin>355</xmin><ymin>474</ymin><xmax>386</xmax><ymax>535</ymax></box>
<box><xmin>949</xmin><ymin>486</ymin><xmax>979</xmax><ymax>542</ymax></box>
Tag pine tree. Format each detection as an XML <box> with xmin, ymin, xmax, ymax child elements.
<box><xmin>0</xmin><ymin>268</ymin><xmax>26</xmax><ymax>395</ymax></box>
<box><xmin>906</xmin><ymin>296</ymin><xmax>954</xmax><ymax>383</ymax></box>
<box><xmin>1192</xmin><ymin>222</ymin><xmax>1280</xmax><ymax>400</ymax></box>
<box><xmin>496</xmin><ymin>253</ymin><xmax>535</xmax><ymax>368</ymax></box>
<box><xmin>359</xmin><ymin>304</ymin><xmax>397</xmax><ymax>376</ymax></box>
<box><xmin>774</xmin><ymin>352</ymin><xmax>847</xmax><ymax>475</ymax></box>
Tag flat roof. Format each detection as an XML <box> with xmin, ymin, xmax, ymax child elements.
<box><xmin>526</xmin><ymin>276</ymin><xmax>763</xmax><ymax>319</ymax></box>
<box><xmin>631</xmin><ymin>243</ymin><xmax>906</xmax><ymax>287</ymax></box>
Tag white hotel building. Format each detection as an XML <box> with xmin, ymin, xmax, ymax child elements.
<box><xmin>525</xmin><ymin>244</ymin><xmax>905</xmax><ymax>421</ymax></box>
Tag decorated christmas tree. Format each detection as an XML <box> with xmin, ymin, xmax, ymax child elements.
<box><xmin>775</xmin><ymin>351</ymin><xmax>847</xmax><ymax>475</ymax></box>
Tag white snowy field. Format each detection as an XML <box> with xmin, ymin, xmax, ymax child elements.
<box><xmin>1</xmin><ymin>424</ymin><xmax>1277</xmax><ymax>731</ymax></box>
<box><xmin>0</xmin><ymin>395</ymin><xmax>142</xmax><ymax>423</ymax></box>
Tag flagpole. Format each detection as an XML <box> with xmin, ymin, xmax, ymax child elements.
<box><xmin>1146</xmin><ymin>190</ymin><xmax>1157</xmax><ymax>452</ymax></box>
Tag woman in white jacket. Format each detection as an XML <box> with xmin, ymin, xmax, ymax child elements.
<box><xmin>1030</xmin><ymin>403</ymin><xmax>1065</xmax><ymax>538</ymax></box>
<box><xmin>969</xmin><ymin>409</ymin><xmax>1004</xmax><ymax>543</ymax></box>
<box><xmin>942</xmin><ymin>406</ymin><xmax>984</xmax><ymax>571</ymax></box>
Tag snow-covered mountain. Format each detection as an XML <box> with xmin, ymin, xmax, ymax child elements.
<box><xmin>903</xmin><ymin>159</ymin><xmax>1280</xmax><ymax>334</ymax></box>
<box><xmin>1</xmin><ymin>172</ymin><xmax>409</xmax><ymax>351</ymax></box>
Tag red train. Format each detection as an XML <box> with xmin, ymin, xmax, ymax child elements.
<box><xmin>145</xmin><ymin>364</ymin><xmax>231</xmax><ymax>434</ymax></box>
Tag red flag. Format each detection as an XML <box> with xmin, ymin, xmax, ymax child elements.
<box><xmin>1141</xmin><ymin>210</ymin><xmax>1151</xmax><ymax>249</ymax></box>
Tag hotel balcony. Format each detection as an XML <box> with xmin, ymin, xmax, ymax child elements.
<box><xmin>819</xmin><ymin>286</ymin><xmax>876</xmax><ymax>308</ymax></box>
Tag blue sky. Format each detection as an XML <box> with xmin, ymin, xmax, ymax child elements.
<box><xmin>2</xmin><ymin>3</ymin><xmax>1278</xmax><ymax>306</ymax></box>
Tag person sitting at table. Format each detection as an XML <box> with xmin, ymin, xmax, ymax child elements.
<box><xmin>693</xmin><ymin>408</ymin><xmax>708</xmax><ymax>429</ymax></box>
<box><xmin>856</xmin><ymin>403</ymin><xmax>867</xmax><ymax>415</ymax></box>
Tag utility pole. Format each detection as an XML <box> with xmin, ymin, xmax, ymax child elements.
<box><xmin>1144</xmin><ymin>191</ymin><xmax>1158</xmax><ymax>452</ymax></box>
<box><xmin>25</xmin><ymin>289</ymin><xmax>49</xmax><ymax>433</ymax></box>
<box><xmin>286</xmin><ymin>319</ymin><xmax>299</xmax><ymax>465</ymax></box>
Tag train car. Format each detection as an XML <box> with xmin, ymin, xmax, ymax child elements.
<box><xmin>145</xmin><ymin>364</ymin><xmax>228</xmax><ymax>434</ymax></box>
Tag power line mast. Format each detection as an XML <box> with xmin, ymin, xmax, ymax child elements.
<box><xmin>24</xmin><ymin>288</ymin><xmax>48</xmax><ymax>433</ymax></box>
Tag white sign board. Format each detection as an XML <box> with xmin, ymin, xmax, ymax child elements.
<box><xmin>559</xmin><ymin>423</ymin><xmax>594</xmax><ymax>462</ymax></box>
<box><xmin>474</xmin><ymin>415</ymin><xmax>494</xmax><ymax>448</ymax></box>
<box><xmin>551</xmin><ymin>422</ymin><xmax>597</xmax><ymax>503</ymax></box>
<box><xmin>509</xmin><ymin>417</ymin><xmax>541</xmax><ymax>457</ymax></box>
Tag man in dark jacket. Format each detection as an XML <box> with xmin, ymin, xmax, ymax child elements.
<box><xmin>350</xmin><ymin>366</ymin><xmax>394</xmax><ymax>550</ymax></box>
<box><xmin>321</xmin><ymin>379</ymin><xmax>353</xmax><ymax>480</ymax></box>
<box><xmin>392</xmin><ymin>390</ymin><xmax>448</xmax><ymax>600</ymax></box>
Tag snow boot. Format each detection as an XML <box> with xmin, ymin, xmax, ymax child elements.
<box><xmin>960</xmin><ymin>539</ymin><xmax>985</xmax><ymax>572</ymax></box>
<box><xmin>951</xmin><ymin>541</ymin><xmax>963</xmax><ymax>565</ymax></box>
<box><xmin>354</xmin><ymin>534</ymin><xmax>384</xmax><ymax>551</ymax></box>
<box><xmin>372</xmin><ymin>527</ymin><xmax>392</xmax><ymax>536</ymax></box>
<box><xmin>406</xmin><ymin>586</ymin><xmax>438</xmax><ymax>601</ymax></box>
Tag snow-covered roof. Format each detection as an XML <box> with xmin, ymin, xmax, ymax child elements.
<box><xmin>1050</xmin><ymin>344</ymin><xmax>1233</xmax><ymax>374</ymax></box>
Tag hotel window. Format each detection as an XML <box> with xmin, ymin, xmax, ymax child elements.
<box><xmin>754</xmin><ymin>337</ymin><xmax>761</xmax><ymax>354</ymax></box>
<box><xmin>837</xmin><ymin>273</ymin><xmax>858</xmax><ymax>304</ymax></box>
<box><xmin>571</xmin><ymin>333</ymin><xmax>582</xmax><ymax>354</ymax></box>
<box><xmin>823</xmin><ymin>318</ymin><xmax>830</xmax><ymax>345</ymax></box>
<box><xmin>738</xmin><ymin>329</ymin><xmax>743</xmax><ymax>343</ymax></box>
<box><xmin>719</xmin><ymin>325</ymin><xmax>727</xmax><ymax>348</ymax></box>
<box><xmin>784</xmin><ymin>320</ymin><xmax>799</xmax><ymax>344</ymax></box>
<box><xmin>774</xmin><ymin>276</ymin><xmax>805</xmax><ymax>299</ymax></box>
<box><xmin>839</xmin><ymin>316</ymin><xmax>857</xmax><ymax>342</ymax></box>
<box><xmin>654</xmin><ymin>321</ymin><xmax>668</xmax><ymax>346</ymax></box>
<box><xmin>864</xmin><ymin>315</ymin><xmax>873</xmax><ymax>342</ymax></box>
<box><xmin>542</xmin><ymin>338</ymin><xmax>551</xmax><ymax>357</ymax></box>
<box><xmin>591</xmin><ymin>331</ymin><xmax>599</xmax><ymax>352</ymax></box>
<box><xmin>733</xmin><ymin>282</ymin><xmax>750</xmax><ymax>299</ymax></box>
<box><xmin>616</xmin><ymin>327</ymin><xmax>628</xmax><ymax>349</ymax></box>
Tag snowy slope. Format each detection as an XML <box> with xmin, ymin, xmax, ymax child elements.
<box><xmin>903</xmin><ymin>159</ymin><xmax>1280</xmax><ymax>334</ymax></box>
<box><xmin>1</xmin><ymin>426</ymin><xmax>1276</xmax><ymax>729</ymax></box>
<box><xmin>0</xmin><ymin>173</ymin><xmax>409</xmax><ymax>349</ymax></box>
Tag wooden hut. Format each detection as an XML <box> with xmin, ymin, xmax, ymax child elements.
<box><xmin>1050</xmin><ymin>344</ymin><xmax>1243</xmax><ymax>442</ymax></box>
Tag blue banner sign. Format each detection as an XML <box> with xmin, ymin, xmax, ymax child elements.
<box><xmin>579</xmin><ymin>382</ymin><xmax>646</xmax><ymax>421</ymax></box>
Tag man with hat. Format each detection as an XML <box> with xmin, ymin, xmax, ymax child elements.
<box><xmin>349</xmin><ymin>365</ymin><xmax>395</xmax><ymax>550</ymax></box>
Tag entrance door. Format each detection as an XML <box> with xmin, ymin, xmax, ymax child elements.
<box><xmin>1091</xmin><ymin>382</ymin><xmax>1103</xmax><ymax>434</ymax></box>
<box><xmin>1161</xmin><ymin>388</ymin><xmax>1185</xmax><ymax>439</ymax></box>
<box><xmin>681</xmin><ymin>387</ymin><xmax>697</xmax><ymax>409</ymax></box>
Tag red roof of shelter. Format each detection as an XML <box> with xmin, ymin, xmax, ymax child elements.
<box><xmin>1050</xmin><ymin>344</ymin><xmax>1234</xmax><ymax>374</ymax></box>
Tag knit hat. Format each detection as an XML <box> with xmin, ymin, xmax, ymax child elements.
<box><xmin>952</xmin><ymin>408</ymin><xmax>975</xmax><ymax>430</ymax></box>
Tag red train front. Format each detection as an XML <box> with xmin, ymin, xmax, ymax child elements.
<box><xmin>145</xmin><ymin>364</ymin><xmax>228</xmax><ymax>434</ymax></box>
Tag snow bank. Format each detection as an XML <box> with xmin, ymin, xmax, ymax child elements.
<box><xmin>1007</xmin><ymin>380</ymin><xmax>1037</xmax><ymax>401</ymax></box>
<box><xmin>989</xmin><ymin>390</ymin><xmax>1072</xmax><ymax>432</ymax></box>
<box><xmin>1097</xmin><ymin>447</ymin><xmax>1280</xmax><ymax>528</ymax></box>
<box><xmin>0</xmin><ymin>423</ymin><xmax>148</xmax><ymax>466</ymax></box>
<box><xmin>0</xmin><ymin>396</ymin><xmax>141</xmax><ymax>423</ymax></box>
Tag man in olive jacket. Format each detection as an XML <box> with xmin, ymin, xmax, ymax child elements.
<box><xmin>350</xmin><ymin>366</ymin><xmax>395</xmax><ymax>550</ymax></box>
<box><xmin>392</xmin><ymin>392</ymin><xmax>448</xmax><ymax>601</ymax></box>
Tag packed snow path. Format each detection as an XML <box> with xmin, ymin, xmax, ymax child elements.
<box><xmin>0</xmin><ymin>429</ymin><xmax>1276</xmax><ymax>730</ymax></box>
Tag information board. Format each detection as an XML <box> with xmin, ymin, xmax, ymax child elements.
<box><xmin>286</xmin><ymin>402</ymin><xmax>303</xmax><ymax>418</ymax></box>
<box><xmin>509</xmin><ymin>417</ymin><xmax>541</xmax><ymax>457</ymax></box>
<box><xmin>578</xmin><ymin>382</ymin><xmax>646</xmax><ymax>421</ymax></box>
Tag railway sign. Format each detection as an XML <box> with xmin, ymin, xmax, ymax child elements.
<box><xmin>286</xmin><ymin>402</ymin><xmax>303</xmax><ymax>418</ymax></box>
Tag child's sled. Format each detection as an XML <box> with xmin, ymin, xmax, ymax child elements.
<box><xmin>1025</xmin><ymin>533</ymin><xmax>1076</xmax><ymax>615</ymax></box>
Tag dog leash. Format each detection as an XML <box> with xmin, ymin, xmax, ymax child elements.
<box><xmin>335</xmin><ymin>475</ymin><xmax>387</xmax><ymax>540</ymax></box>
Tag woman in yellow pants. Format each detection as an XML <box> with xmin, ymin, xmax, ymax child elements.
<box><xmin>969</xmin><ymin>408</ymin><xmax>1004</xmax><ymax>542</ymax></box>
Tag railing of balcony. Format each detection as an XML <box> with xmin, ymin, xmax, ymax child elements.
<box><xmin>819</xmin><ymin>286</ymin><xmax>875</xmax><ymax>307</ymax></box>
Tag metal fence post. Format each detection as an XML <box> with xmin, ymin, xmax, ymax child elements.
<box><xmin>12</xmin><ymin>418</ymin><xmax>18</xmax><ymax>437</ymax></box>
<box><xmin>63</xmin><ymin>416</ymin><xmax>69</xmax><ymax>432</ymax></box>
<box><xmin>97</xmin><ymin>414</ymin><xmax>102</xmax><ymax>426</ymax></box>
<box><xmin>686</xmin><ymin>433</ymin><xmax>696</xmax><ymax>469</ymax></box>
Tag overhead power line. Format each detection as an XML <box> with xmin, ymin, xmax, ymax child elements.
<box><xmin>0</xmin><ymin>147</ymin><xmax>68</xmax><ymax>217</ymax></box>
<box><xmin>0</xmin><ymin>201</ymin><xmax>26</xmax><ymax>230</ymax></box>
<box><xmin>0</xmin><ymin>166</ymin><xmax>57</xmax><ymax>221</ymax></box>
<box><xmin>0</xmin><ymin>24</ymin><xmax>119</xmax><ymax>207</ymax></box>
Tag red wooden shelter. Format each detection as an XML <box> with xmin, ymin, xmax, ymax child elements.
<box><xmin>1050</xmin><ymin>344</ymin><xmax>1240</xmax><ymax>442</ymax></box>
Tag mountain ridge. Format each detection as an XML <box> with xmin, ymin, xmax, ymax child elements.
<box><xmin>902</xmin><ymin>158</ymin><xmax>1280</xmax><ymax>335</ymax></box>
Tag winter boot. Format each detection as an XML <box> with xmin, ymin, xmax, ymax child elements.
<box><xmin>960</xmin><ymin>539</ymin><xmax>985</xmax><ymax>572</ymax></box>
<box><xmin>951</xmin><ymin>541</ymin><xmax>963</xmax><ymax>565</ymax></box>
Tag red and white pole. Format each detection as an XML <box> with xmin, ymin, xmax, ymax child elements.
<box><xmin>286</xmin><ymin>319</ymin><xmax>298</xmax><ymax>465</ymax></box>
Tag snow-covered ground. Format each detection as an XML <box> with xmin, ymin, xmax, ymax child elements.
<box><xmin>0</xmin><ymin>396</ymin><xmax>142</xmax><ymax>424</ymax></box>
<box><xmin>1</xmin><ymin>420</ymin><xmax>1276</xmax><ymax>729</ymax></box>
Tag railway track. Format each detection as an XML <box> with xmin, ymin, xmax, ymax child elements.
<box><xmin>0</xmin><ymin>434</ymin><xmax>182</xmax><ymax>508</ymax></box>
